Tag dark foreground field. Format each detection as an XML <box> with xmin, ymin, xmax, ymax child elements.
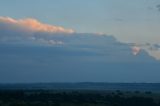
<box><xmin>0</xmin><ymin>90</ymin><xmax>160</xmax><ymax>106</ymax></box>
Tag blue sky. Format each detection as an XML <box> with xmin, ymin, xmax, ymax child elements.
<box><xmin>0</xmin><ymin>0</ymin><xmax>160</xmax><ymax>82</ymax></box>
<box><xmin>0</xmin><ymin>0</ymin><xmax>160</xmax><ymax>43</ymax></box>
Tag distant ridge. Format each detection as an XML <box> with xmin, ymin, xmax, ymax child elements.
<box><xmin>0</xmin><ymin>82</ymin><xmax>160</xmax><ymax>92</ymax></box>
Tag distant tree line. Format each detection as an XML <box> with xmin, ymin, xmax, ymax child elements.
<box><xmin>0</xmin><ymin>90</ymin><xmax>159</xmax><ymax>106</ymax></box>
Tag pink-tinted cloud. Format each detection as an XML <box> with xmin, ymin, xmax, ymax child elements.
<box><xmin>132</xmin><ymin>46</ymin><xmax>141</xmax><ymax>55</ymax></box>
<box><xmin>0</xmin><ymin>17</ymin><xmax>74</xmax><ymax>33</ymax></box>
<box><xmin>0</xmin><ymin>16</ymin><xmax>76</xmax><ymax>45</ymax></box>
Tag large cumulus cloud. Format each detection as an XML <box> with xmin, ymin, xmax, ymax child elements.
<box><xmin>0</xmin><ymin>17</ymin><xmax>160</xmax><ymax>82</ymax></box>
<box><xmin>0</xmin><ymin>16</ymin><xmax>159</xmax><ymax>59</ymax></box>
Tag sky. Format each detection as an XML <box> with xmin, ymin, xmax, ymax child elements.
<box><xmin>0</xmin><ymin>0</ymin><xmax>160</xmax><ymax>83</ymax></box>
<box><xmin>0</xmin><ymin>0</ymin><xmax>160</xmax><ymax>41</ymax></box>
<box><xmin>1</xmin><ymin>0</ymin><xmax>160</xmax><ymax>58</ymax></box>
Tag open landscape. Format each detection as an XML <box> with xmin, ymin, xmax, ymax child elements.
<box><xmin>0</xmin><ymin>83</ymin><xmax>160</xmax><ymax>106</ymax></box>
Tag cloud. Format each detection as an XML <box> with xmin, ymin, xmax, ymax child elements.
<box><xmin>0</xmin><ymin>17</ymin><xmax>75</xmax><ymax>45</ymax></box>
<box><xmin>0</xmin><ymin>16</ymin><xmax>159</xmax><ymax>60</ymax></box>
<box><xmin>0</xmin><ymin>17</ymin><xmax>74</xmax><ymax>33</ymax></box>
<box><xmin>156</xmin><ymin>4</ymin><xmax>160</xmax><ymax>11</ymax></box>
<box><xmin>132</xmin><ymin>46</ymin><xmax>141</xmax><ymax>55</ymax></box>
<box><xmin>127</xmin><ymin>42</ymin><xmax>160</xmax><ymax>59</ymax></box>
